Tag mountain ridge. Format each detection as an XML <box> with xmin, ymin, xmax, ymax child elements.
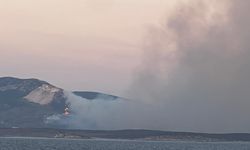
<box><xmin>0</xmin><ymin>76</ymin><xmax>121</xmax><ymax>129</ymax></box>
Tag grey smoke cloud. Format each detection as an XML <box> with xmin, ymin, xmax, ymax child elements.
<box><xmin>127</xmin><ymin>0</ymin><xmax>250</xmax><ymax>133</ymax></box>
<box><xmin>48</xmin><ymin>0</ymin><xmax>250</xmax><ymax>133</ymax></box>
<box><xmin>62</xmin><ymin>92</ymin><xmax>164</xmax><ymax>130</ymax></box>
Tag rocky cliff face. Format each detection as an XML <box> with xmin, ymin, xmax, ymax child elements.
<box><xmin>0</xmin><ymin>77</ymin><xmax>67</xmax><ymax>128</ymax></box>
<box><xmin>24</xmin><ymin>84</ymin><xmax>62</xmax><ymax>105</ymax></box>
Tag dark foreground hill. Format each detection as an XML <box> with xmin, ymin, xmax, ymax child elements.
<box><xmin>1</xmin><ymin>128</ymin><xmax>250</xmax><ymax>142</ymax></box>
<box><xmin>0</xmin><ymin>77</ymin><xmax>120</xmax><ymax>129</ymax></box>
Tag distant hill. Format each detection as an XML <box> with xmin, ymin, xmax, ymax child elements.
<box><xmin>73</xmin><ymin>91</ymin><xmax>118</xmax><ymax>100</ymax></box>
<box><xmin>0</xmin><ymin>77</ymin><xmax>120</xmax><ymax>129</ymax></box>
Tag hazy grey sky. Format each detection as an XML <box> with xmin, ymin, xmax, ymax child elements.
<box><xmin>0</xmin><ymin>0</ymin><xmax>179</xmax><ymax>96</ymax></box>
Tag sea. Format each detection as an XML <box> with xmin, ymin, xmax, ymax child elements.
<box><xmin>1</xmin><ymin>137</ymin><xmax>250</xmax><ymax>150</ymax></box>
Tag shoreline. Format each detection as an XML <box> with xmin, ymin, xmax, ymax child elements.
<box><xmin>1</xmin><ymin>136</ymin><xmax>250</xmax><ymax>143</ymax></box>
<box><xmin>1</xmin><ymin>128</ymin><xmax>250</xmax><ymax>142</ymax></box>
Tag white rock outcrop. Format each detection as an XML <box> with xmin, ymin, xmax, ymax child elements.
<box><xmin>24</xmin><ymin>84</ymin><xmax>61</xmax><ymax>105</ymax></box>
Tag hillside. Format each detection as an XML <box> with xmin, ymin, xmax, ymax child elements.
<box><xmin>0</xmin><ymin>77</ymin><xmax>120</xmax><ymax>129</ymax></box>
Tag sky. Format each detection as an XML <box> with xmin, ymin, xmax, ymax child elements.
<box><xmin>2</xmin><ymin>0</ymin><xmax>250</xmax><ymax>133</ymax></box>
<box><xmin>0</xmin><ymin>0</ymin><xmax>179</xmax><ymax>96</ymax></box>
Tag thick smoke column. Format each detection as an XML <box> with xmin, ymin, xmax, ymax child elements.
<box><xmin>128</xmin><ymin>0</ymin><xmax>250</xmax><ymax>133</ymax></box>
<box><xmin>50</xmin><ymin>0</ymin><xmax>250</xmax><ymax>133</ymax></box>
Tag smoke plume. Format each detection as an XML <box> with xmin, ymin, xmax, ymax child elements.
<box><xmin>61</xmin><ymin>92</ymin><xmax>163</xmax><ymax>130</ymax></box>
<box><xmin>46</xmin><ymin>90</ymin><xmax>168</xmax><ymax>130</ymax></box>
<box><xmin>127</xmin><ymin>0</ymin><xmax>250</xmax><ymax>133</ymax></box>
<box><xmin>49</xmin><ymin>0</ymin><xmax>250</xmax><ymax>133</ymax></box>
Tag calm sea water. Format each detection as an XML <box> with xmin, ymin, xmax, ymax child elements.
<box><xmin>1</xmin><ymin>138</ymin><xmax>250</xmax><ymax>150</ymax></box>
